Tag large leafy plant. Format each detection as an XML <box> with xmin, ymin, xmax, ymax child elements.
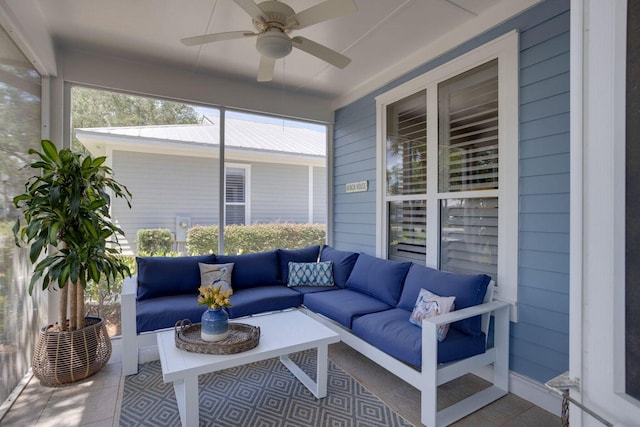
<box><xmin>13</xmin><ymin>140</ymin><xmax>132</xmax><ymax>331</ymax></box>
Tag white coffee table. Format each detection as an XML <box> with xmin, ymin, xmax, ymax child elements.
<box><xmin>156</xmin><ymin>309</ymin><xmax>340</xmax><ymax>427</ymax></box>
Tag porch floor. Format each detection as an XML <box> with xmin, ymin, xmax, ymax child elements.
<box><xmin>1</xmin><ymin>339</ymin><xmax>562</xmax><ymax>426</ymax></box>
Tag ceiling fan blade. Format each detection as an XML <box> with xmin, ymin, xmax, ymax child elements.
<box><xmin>291</xmin><ymin>36</ymin><xmax>351</xmax><ymax>69</ymax></box>
<box><xmin>257</xmin><ymin>56</ymin><xmax>276</xmax><ymax>82</ymax></box>
<box><xmin>233</xmin><ymin>0</ymin><xmax>266</xmax><ymax>21</ymax></box>
<box><xmin>289</xmin><ymin>0</ymin><xmax>357</xmax><ymax>29</ymax></box>
<box><xmin>181</xmin><ymin>31</ymin><xmax>256</xmax><ymax>46</ymax></box>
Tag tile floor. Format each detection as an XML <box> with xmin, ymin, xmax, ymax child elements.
<box><xmin>1</xmin><ymin>338</ymin><xmax>562</xmax><ymax>426</ymax></box>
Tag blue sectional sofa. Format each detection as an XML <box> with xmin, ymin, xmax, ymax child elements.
<box><xmin>121</xmin><ymin>245</ymin><xmax>510</xmax><ymax>427</ymax></box>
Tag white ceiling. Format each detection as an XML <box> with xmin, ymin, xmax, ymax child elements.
<box><xmin>3</xmin><ymin>0</ymin><xmax>539</xmax><ymax>106</ymax></box>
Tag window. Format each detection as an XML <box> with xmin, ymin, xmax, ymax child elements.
<box><xmin>225</xmin><ymin>164</ymin><xmax>250</xmax><ymax>225</ymax></box>
<box><xmin>376</xmin><ymin>32</ymin><xmax>519</xmax><ymax>311</ymax></box>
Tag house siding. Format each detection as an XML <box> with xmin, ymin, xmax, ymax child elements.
<box><xmin>111</xmin><ymin>150</ymin><xmax>220</xmax><ymax>252</ymax></box>
<box><xmin>331</xmin><ymin>0</ymin><xmax>570</xmax><ymax>384</ymax></box>
<box><xmin>250</xmin><ymin>162</ymin><xmax>310</xmax><ymax>224</ymax></box>
<box><xmin>114</xmin><ymin>153</ymin><xmax>328</xmax><ymax>251</ymax></box>
<box><xmin>313</xmin><ymin>166</ymin><xmax>328</xmax><ymax>224</ymax></box>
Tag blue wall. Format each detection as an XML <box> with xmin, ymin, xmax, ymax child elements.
<box><xmin>332</xmin><ymin>0</ymin><xmax>570</xmax><ymax>384</ymax></box>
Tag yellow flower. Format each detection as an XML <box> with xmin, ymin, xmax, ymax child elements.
<box><xmin>197</xmin><ymin>283</ymin><xmax>233</xmax><ymax>309</ymax></box>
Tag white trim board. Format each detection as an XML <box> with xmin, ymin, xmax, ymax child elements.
<box><xmin>474</xmin><ymin>366</ymin><xmax>562</xmax><ymax>417</ymax></box>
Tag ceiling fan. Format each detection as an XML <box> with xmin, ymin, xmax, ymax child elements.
<box><xmin>181</xmin><ymin>0</ymin><xmax>358</xmax><ymax>82</ymax></box>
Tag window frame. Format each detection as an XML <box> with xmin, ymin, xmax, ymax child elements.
<box><xmin>224</xmin><ymin>162</ymin><xmax>251</xmax><ymax>225</ymax></box>
<box><xmin>375</xmin><ymin>31</ymin><xmax>519</xmax><ymax>317</ymax></box>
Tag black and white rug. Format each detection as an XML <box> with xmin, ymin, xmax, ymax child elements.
<box><xmin>119</xmin><ymin>350</ymin><xmax>413</xmax><ymax>426</ymax></box>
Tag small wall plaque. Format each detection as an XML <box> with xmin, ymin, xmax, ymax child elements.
<box><xmin>346</xmin><ymin>180</ymin><xmax>368</xmax><ymax>193</ymax></box>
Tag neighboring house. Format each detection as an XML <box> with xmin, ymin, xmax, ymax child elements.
<box><xmin>76</xmin><ymin>117</ymin><xmax>327</xmax><ymax>254</ymax></box>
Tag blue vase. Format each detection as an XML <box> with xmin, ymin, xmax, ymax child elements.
<box><xmin>201</xmin><ymin>308</ymin><xmax>229</xmax><ymax>342</ymax></box>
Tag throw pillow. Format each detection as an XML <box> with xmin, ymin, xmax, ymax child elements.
<box><xmin>409</xmin><ymin>288</ymin><xmax>456</xmax><ymax>341</ymax></box>
<box><xmin>287</xmin><ymin>261</ymin><xmax>334</xmax><ymax>287</ymax></box>
<box><xmin>199</xmin><ymin>263</ymin><xmax>234</xmax><ymax>292</ymax></box>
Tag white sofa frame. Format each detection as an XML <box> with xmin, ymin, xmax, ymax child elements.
<box><xmin>122</xmin><ymin>275</ymin><xmax>159</xmax><ymax>376</ymax></box>
<box><xmin>122</xmin><ymin>275</ymin><xmax>510</xmax><ymax>426</ymax></box>
<box><xmin>303</xmin><ymin>284</ymin><xmax>510</xmax><ymax>427</ymax></box>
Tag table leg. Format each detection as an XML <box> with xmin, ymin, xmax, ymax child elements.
<box><xmin>316</xmin><ymin>344</ymin><xmax>328</xmax><ymax>398</ymax></box>
<box><xmin>173</xmin><ymin>374</ymin><xmax>199</xmax><ymax>427</ymax></box>
<box><xmin>279</xmin><ymin>344</ymin><xmax>329</xmax><ymax>399</ymax></box>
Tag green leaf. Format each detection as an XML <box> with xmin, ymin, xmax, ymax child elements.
<box><xmin>29</xmin><ymin>239</ymin><xmax>45</xmax><ymax>263</ymax></box>
<box><xmin>40</xmin><ymin>139</ymin><xmax>62</xmax><ymax>166</ymax></box>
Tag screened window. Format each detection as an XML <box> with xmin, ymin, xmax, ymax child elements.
<box><xmin>377</xmin><ymin>33</ymin><xmax>518</xmax><ymax>309</ymax></box>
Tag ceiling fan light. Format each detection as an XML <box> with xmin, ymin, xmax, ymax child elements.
<box><xmin>256</xmin><ymin>29</ymin><xmax>292</xmax><ymax>59</ymax></box>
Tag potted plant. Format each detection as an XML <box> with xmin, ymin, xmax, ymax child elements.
<box><xmin>13</xmin><ymin>139</ymin><xmax>132</xmax><ymax>385</ymax></box>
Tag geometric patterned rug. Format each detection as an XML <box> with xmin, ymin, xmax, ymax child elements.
<box><xmin>119</xmin><ymin>349</ymin><xmax>414</xmax><ymax>427</ymax></box>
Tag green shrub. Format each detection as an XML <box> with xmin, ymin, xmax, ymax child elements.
<box><xmin>137</xmin><ymin>228</ymin><xmax>173</xmax><ymax>255</ymax></box>
<box><xmin>186</xmin><ymin>223</ymin><xmax>326</xmax><ymax>255</ymax></box>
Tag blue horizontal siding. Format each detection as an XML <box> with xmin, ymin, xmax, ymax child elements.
<box><xmin>332</xmin><ymin>0</ymin><xmax>570</xmax><ymax>383</ymax></box>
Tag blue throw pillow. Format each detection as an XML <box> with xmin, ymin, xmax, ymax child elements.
<box><xmin>398</xmin><ymin>263</ymin><xmax>491</xmax><ymax>336</ymax></box>
<box><xmin>215</xmin><ymin>250</ymin><xmax>280</xmax><ymax>290</ymax></box>
<box><xmin>287</xmin><ymin>261</ymin><xmax>334</xmax><ymax>287</ymax></box>
<box><xmin>278</xmin><ymin>245</ymin><xmax>321</xmax><ymax>284</ymax></box>
<box><xmin>345</xmin><ymin>253</ymin><xmax>411</xmax><ymax>306</ymax></box>
<box><xmin>136</xmin><ymin>254</ymin><xmax>216</xmax><ymax>301</ymax></box>
<box><xmin>319</xmin><ymin>245</ymin><xmax>359</xmax><ymax>287</ymax></box>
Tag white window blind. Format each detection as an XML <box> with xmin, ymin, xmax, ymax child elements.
<box><xmin>386</xmin><ymin>90</ymin><xmax>427</xmax><ymax>196</ymax></box>
<box><xmin>388</xmin><ymin>200</ymin><xmax>427</xmax><ymax>263</ymax></box>
<box><xmin>439</xmin><ymin>60</ymin><xmax>499</xmax><ymax>193</ymax></box>
<box><xmin>440</xmin><ymin>197</ymin><xmax>498</xmax><ymax>278</ymax></box>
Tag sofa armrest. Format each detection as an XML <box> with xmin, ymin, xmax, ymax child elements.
<box><xmin>122</xmin><ymin>275</ymin><xmax>138</xmax><ymax>298</ymax></box>
<box><xmin>121</xmin><ymin>275</ymin><xmax>139</xmax><ymax>375</ymax></box>
<box><xmin>422</xmin><ymin>300</ymin><xmax>510</xmax><ymax>327</ymax></box>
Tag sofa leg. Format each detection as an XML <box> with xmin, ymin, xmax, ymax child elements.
<box><xmin>421</xmin><ymin>322</ymin><xmax>439</xmax><ymax>427</ymax></box>
<box><xmin>122</xmin><ymin>346</ymin><xmax>139</xmax><ymax>376</ymax></box>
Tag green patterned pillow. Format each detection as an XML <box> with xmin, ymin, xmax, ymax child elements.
<box><xmin>287</xmin><ymin>261</ymin><xmax>334</xmax><ymax>287</ymax></box>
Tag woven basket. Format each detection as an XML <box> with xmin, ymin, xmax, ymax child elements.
<box><xmin>32</xmin><ymin>316</ymin><xmax>112</xmax><ymax>386</ymax></box>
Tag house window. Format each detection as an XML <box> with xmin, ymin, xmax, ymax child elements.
<box><xmin>376</xmin><ymin>32</ymin><xmax>519</xmax><ymax>311</ymax></box>
<box><xmin>225</xmin><ymin>164</ymin><xmax>250</xmax><ymax>225</ymax></box>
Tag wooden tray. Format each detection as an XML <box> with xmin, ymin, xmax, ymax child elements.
<box><xmin>174</xmin><ymin>319</ymin><xmax>260</xmax><ymax>355</ymax></box>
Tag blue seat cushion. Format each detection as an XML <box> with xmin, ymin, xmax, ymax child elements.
<box><xmin>278</xmin><ymin>245</ymin><xmax>321</xmax><ymax>284</ymax></box>
<box><xmin>303</xmin><ymin>289</ymin><xmax>392</xmax><ymax>328</ymax></box>
<box><xmin>345</xmin><ymin>253</ymin><xmax>411</xmax><ymax>306</ymax></box>
<box><xmin>398</xmin><ymin>264</ymin><xmax>491</xmax><ymax>336</ymax></box>
<box><xmin>319</xmin><ymin>245</ymin><xmax>359</xmax><ymax>288</ymax></box>
<box><xmin>352</xmin><ymin>308</ymin><xmax>487</xmax><ymax>366</ymax></box>
<box><xmin>136</xmin><ymin>254</ymin><xmax>215</xmax><ymax>301</ymax></box>
<box><xmin>136</xmin><ymin>294</ymin><xmax>206</xmax><ymax>333</ymax></box>
<box><xmin>215</xmin><ymin>250</ymin><xmax>280</xmax><ymax>290</ymax></box>
<box><xmin>226</xmin><ymin>286</ymin><xmax>302</xmax><ymax>318</ymax></box>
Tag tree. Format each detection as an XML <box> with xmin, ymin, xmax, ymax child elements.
<box><xmin>71</xmin><ymin>87</ymin><xmax>200</xmax><ymax>150</ymax></box>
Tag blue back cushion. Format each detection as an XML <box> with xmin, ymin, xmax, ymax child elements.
<box><xmin>398</xmin><ymin>263</ymin><xmax>491</xmax><ymax>336</ymax></box>
<box><xmin>136</xmin><ymin>254</ymin><xmax>215</xmax><ymax>301</ymax></box>
<box><xmin>319</xmin><ymin>245</ymin><xmax>359</xmax><ymax>287</ymax></box>
<box><xmin>345</xmin><ymin>253</ymin><xmax>411</xmax><ymax>306</ymax></box>
<box><xmin>215</xmin><ymin>250</ymin><xmax>280</xmax><ymax>290</ymax></box>
<box><xmin>278</xmin><ymin>245</ymin><xmax>321</xmax><ymax>284</ymax></box>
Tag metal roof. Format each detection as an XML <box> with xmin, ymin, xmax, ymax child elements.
<box><xmin>76</xmin><ymin>117</ymin><xmax>326</xmax><ymax>157</ymax></box>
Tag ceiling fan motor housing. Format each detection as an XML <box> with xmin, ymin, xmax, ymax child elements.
<box><xmin>256</xmin><ymin>29</ymin><xmax>292</xmax><ymax>59</ymax></box>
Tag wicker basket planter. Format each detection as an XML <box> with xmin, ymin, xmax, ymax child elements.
<box><xmin>32</xmin><ymin>316</ymin><xmax>112</xmax><ymax>386</ymax></box>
